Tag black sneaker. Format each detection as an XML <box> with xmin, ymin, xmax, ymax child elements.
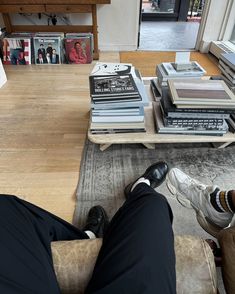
<box><xmin>124</xmin><ymin>161</ymin><xmax>168</xmax><ymax>198</ymax></box>
<box><xmin>83</xmin><ymin>205</ymin><xmax>109</xmax><ymax>238</ymax></box>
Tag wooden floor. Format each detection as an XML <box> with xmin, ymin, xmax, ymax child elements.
<box><xmin>0</xmin><ymin>51</ymin><xmax>219</xmax><ymax>224</ymax></box>
<box><xmin>0</xmin><ymin>52</ymin><xmax>119</xmax><ymax>223</ymax></box>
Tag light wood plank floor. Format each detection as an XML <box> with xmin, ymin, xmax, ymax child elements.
<box><xmin>0</xmin><ymin>52</ymin><xmax>120</xmax><ymax>223</ymax></box>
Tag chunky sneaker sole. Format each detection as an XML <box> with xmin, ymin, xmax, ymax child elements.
<box><xmin>166</xmin><ymin>168</ymin><xmax>233</xmax><ymax>238</ymax></box>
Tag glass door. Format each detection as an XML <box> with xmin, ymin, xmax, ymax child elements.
<box><xmin>142</xmin><ymin>0</ymin><xmax>190</xmax><ymax>21</ymax></box>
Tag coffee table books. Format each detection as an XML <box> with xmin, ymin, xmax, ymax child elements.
<box><xmin>153</xmin><ymin>102</ymin><xmax>228</xmax><ymax>136</ymax></box>
<box><xmin>168</xmin><ymin>79</ymin><xmax>235</xmax><ymax>108</ymax></box>
<box><xmin>89</xmin><ymin>62</ymin><xmax>149</xmax><ymax>134</ymax></box>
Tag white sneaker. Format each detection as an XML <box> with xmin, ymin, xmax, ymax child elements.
<box><xmin>166</xmin><ymin>168</ymin><xmax>233</xmax><ymax>238</ymax></box>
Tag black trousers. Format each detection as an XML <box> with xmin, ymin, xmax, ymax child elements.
<box><xmin>0</xmin><ymin>184</ymin><xmax>176</xmax><ymax>294</ymax></box>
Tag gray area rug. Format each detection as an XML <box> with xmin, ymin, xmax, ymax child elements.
<box><xmin>74</xmin><ymin>140</ymin><xmax>235</xmax><ymax>293</ymax></box>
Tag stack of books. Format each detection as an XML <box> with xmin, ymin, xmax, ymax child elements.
<box><xmin>153</xmin><ymin>79</ymin><xmax>235</xmax><ymax>136</ymax></box>
<box><xmin>155</xmin><ymin>61</ymin><xmax>206</xmax><ymax>94</ymax></box>
<box><xmin>89</xmin><ymin>62</ymin><xmax>149</xmax><ymax>134</ymax></box>
<box><xmin>219</xmin><ymin>53</ymin><xmax>235</xmax><ymax>93</ymax></box>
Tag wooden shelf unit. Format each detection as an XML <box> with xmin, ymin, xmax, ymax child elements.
<box><xmin>0</xmin><ymin>0</ymin><xmax>111</xmax><ymax>60</ymax></box>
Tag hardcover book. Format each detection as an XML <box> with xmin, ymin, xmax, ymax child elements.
<box><xmin>91</xmin><ymin>106</ymin><xmax>144</xmax><ymax>123</ymax></box>
<box><xmin>64</xmin><ymin>36</ymin><xmax>92</xmax><ymax>64</ymax></box>
<box><xmin>90</xmin><ymin>120</ymin><xmax>146</xmax><ymax>134</ymax></box>
<box><xmin>160</xmin><ymin>88</ymin><xmax>231</xmax><ymax>118</ymax></box>
<box><xmin>162</xmin><ymin>61</ymin><xmax>206</xmax><ymax>77</ymax></box>
<box><xmin>90</xmin><ymin>62</ymin><xmax>133</xmax><ymax>76</ymax></box>
<box><xmin>153</xmin><ymin>102</ymin><xmax>228</xmax><ymax>136</ymax></box>
<box><xmin>89</xmin><ymin>74</ymin><xmax>140</xmax><ymax>98</ymax></box>
<box><xmin>168</xmin><ymin>79</ymin><xmax>235</xmax><ymax>107</ymax></box>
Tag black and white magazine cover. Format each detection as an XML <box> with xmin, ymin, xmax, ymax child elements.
<box><xmin>89</xmin><ymin>74</ymin><xmax>140</xmax><ymax>97</ymax></box>
<box><xmin>90</xmin><ymin>62</ymin><xmax>134</xmax><ymax>76</ymax></box>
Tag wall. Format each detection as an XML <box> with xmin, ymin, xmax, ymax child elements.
<box><xmin>0</xmin><ymin>0</ymin><xmax>140</xmax><ymax>51</ymax></box>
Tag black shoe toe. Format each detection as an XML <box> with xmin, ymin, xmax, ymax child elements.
<box><xmin>83</xmin><ymin>205</ymin><xmax>109</xmax><ymax>238</ymax></box>
<box><xmin>143</xmin><ymin>161</ymin><xmax>168</xmax><ymax>188</ymax></box>
<box><xmin>124</xmin><ymin>161</ymin><xmax>168</xmax><ymax>198</ymax></box>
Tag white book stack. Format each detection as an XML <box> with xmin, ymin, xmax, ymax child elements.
<box><xmin>89</xmin><ymin>62</ymin><xmax>149</xmax><ymax>134</ymax></box>
<box><xmin>219</xmin><ymin>53</ymin><xmax>235</xmax><ymax>94</ymax></box>
<box><xmin>155</xmin><ymin>61</ymin><xmax>206</xmax><ymax>94</ymax></box>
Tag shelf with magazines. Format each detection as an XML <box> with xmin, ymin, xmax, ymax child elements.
<box><xmin>0</xmin><ymin>0</ymin><xmax>111</xmax><ymax>60</ymax></box>
<box><xmin>88</xmin><ymin>77</ymin><xmax>235</xmax><ymax>151</ymax></box>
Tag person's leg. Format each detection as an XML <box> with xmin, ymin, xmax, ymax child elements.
<box><xmin>167</xmin><ymin>168</ymin><xmax>234</xmax><ymax>237</ymax></box>
<box><xmin>0</xmin><ymin>194</ymin><xmax>89</xmax><ymax>294</ymax></box>
<box><xmin>86</xmin><ymin>183</ymin><xmax>176</xmax><ymax>294</ymax></box>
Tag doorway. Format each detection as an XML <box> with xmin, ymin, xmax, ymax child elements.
<box><xmin>139</xmin><ymin>0</ymin><xmax>205</xmax><ymax>50</ymax></box>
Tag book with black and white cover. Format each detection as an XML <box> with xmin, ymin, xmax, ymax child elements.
<box><xmin>90</xmin><ymin>62</ymin><xmax>134</xmax><ymax>76</ymax></box>
<box><xmin>153</xmin><ymin>102</ymin><xmax>228</xmax><ymax>136</ymax></box>
<box><xmin>220</xmin><ymin>53</ymin><xmax>235</xmax><ymax>72</ymax></box>
<box><xmin>162</xmin><ymin>61</ymin><xmax>206</xmax><ymax>77</ymax></box>
<box><xmin>89</xmin><ymin>74</ymin><xmax>140</xmax><ymax>98</ymax></box>
<box><xmin>168</xmin><ymin>79</ymin><xmax>235</xmax><ymax>107</ymax></box>
<box><xmin>91</xmin><ymin>106</ymin><xmax>144</xmax><ymax>123</ymax></box>
<box><xmin>160</xmin><ymin>87</ymin><xmax>231</xmax><ymax>118</ymax></box>
<box><xmin>0</xmin><ymin>59</ymin><xmax>7</xmax><ymax>88</ymax></box>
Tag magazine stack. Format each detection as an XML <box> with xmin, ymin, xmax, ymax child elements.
<box><xmin>219</xmin><ymin>53</ymin><xmax>235</xmax><ymax>94</ymax></box>
<box><xmin>153</xmin><ymin>79</ymin><xmax>235</xmax><ymax>136</ymax></box>
<box><xmin>89</xmin><ymin>62</ymin><xmax>149</xmax><ymax>134</ymax></box>
<box><xmin>154</xmin><ymin>61</ymin><xmax>206</xmax><ymax>95</ymax></box>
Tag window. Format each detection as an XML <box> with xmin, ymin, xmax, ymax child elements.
<box><xmin>230</xmin><ymin>22</ymin><xmax>235</xmax><ymax>44</ymax></box>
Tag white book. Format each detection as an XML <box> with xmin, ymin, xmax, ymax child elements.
<box><xmin>90</xmin><ymin>62</ymin><xmax>134</xmax><ymax>76</ymax></box>
<box><xmin>162</xmin><ymin>61</ymin><xmax>206</xmax><ymax>77</ymax></box>
<box><xmin>0</xmin><ymin>59</ymin><xmax>7</xmax><ymax>88</ymax></box>
<box><xmin>92</xmin><ymin>106</ymin><xmax>144</xmax><ymax>123</ymax></box>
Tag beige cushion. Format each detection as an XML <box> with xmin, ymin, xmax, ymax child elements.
<box><xmin>218</xmin><ymin>226</ymin><xmax>235</xmax><ymax>294</ymax></box>
<box><xmin>51</xmin><ymin>235</ymin><xmax>217</xmax><ymax>294</ymax></box>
